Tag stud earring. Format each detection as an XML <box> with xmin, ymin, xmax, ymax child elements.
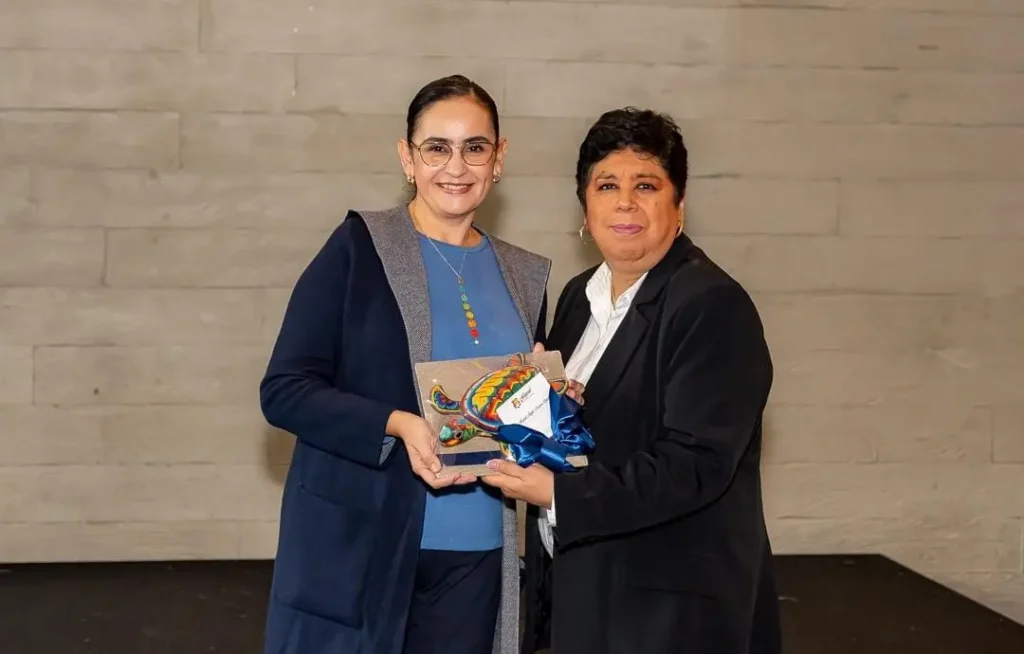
<box><xmin>406</xmin><ymin>175</ymin><xmax>414</xmax><ymax>184</ymax></box>
<box><xmin>492</xmin><ymin>175</ymin><xmax>501</xmax><ymax>183</ymax></box>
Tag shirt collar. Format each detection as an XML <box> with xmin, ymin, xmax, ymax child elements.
<box><xmin>585</xmin><ymin>262</ymin><xmax>648</xmax><ymax>317</ymax></box>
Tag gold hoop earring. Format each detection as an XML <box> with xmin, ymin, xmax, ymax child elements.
<box><xmin>578</xmin><ymin>225</ymin><xmax>591</xmax><ymax>244</ymax></box>
<box><xmin>676</xmin><ymin>221</ymin><xmax>683</xmax><ymax>237</ymax></box>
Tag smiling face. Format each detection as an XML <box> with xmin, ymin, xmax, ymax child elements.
<box><xmin>583</xmin><ymin>148</ymin><xmax>682</xmax><ymax>277</ymax></box>
<box><xmin>399</xmin><ymin>95</ymin><xmax>507</xmax><ymax>222</ymax></box>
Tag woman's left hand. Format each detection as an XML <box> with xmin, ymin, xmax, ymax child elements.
<box><xmin>534</xmin><ymin>343</ymin><xmax>586</xmax><ymax>404</ymax></box>
<box><xmin>565</xmin><ymin>380</ymin><xmax>585</xmax><ymax>405</ymax></box>
<box><xmin>480</xmin><ymin>459</ymin><xmax>554</xmax><ymax>508</ymax></box>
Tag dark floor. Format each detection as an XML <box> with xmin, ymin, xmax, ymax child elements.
<box><xmin>0</xmin><ymin>555</ymin><xmax>1021</xmax><ymax>653</ymax></box>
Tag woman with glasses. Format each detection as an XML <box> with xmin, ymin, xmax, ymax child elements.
<box><xmin>259</xmin><ymin>75</ymin><xmax>551</xmax><ymax>654</ymax></box>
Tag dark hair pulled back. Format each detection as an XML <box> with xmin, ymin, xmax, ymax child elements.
<box><xmin>405</xmin><ymin>74</ymin><xmax>500</xmax><ymax>144</ymax></box>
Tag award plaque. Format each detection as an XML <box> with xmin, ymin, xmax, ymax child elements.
<box><xmin>413</xmin><ymin>350</ymin><xmax>592</xmax><ymax>476</ymax></box>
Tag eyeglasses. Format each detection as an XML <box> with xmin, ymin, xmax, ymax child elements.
<box><xmin>410</xmin><ymin>139</ymin><xmax>496</xmax><ymax>167</ymax></box>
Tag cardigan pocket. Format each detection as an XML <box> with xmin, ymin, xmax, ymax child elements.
<box><xmin>274</xmin><ymin>482</ymin><xmax>379</xmax><ymax>628</ymax></box>
<box><xmin>296</xmin><ymin>440</ymin><xmax>388</xmax><ymax>512</ymax></box>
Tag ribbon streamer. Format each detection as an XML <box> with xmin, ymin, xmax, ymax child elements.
<box><xmin>494</xmin><ymin>387</ymin><xmax>595</xmax><ymax>472</ymax></box>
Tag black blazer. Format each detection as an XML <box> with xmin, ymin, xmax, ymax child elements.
<box><xmin>521</xmin><ymin>235</ymin><xmax>782</xmax><ymax>654</ymax></box>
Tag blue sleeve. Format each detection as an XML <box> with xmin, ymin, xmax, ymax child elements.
<box><xmin>259</xmin><ymin>221</ymin><xmax>397</xmax><ymax>468</ymax></box>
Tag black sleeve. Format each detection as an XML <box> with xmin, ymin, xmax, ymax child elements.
<box><xmin>535</xmin><ymin>291</ymin><xmax>549</xmax><ymax>345</ymax></box>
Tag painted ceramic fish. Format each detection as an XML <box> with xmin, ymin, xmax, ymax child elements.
<box><xmin>429</xmin><ymin>353</ymin><xmax>567</xmax><ymax>447</ymax></box>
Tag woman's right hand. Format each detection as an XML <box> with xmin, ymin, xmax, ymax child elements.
<box><xmin>386</xmin><ymin>411</ymin><xmax>474</xmax><ymax>489</ymax></box>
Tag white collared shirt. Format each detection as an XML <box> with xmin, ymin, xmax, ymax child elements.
<box><xmin>539</xmin><ymin>263</ymin><xmax>648</xmax><ymax>557</ymax></box>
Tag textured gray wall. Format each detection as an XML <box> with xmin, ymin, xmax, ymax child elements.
<box><xmin>1</xmin><ymin>0</ymin><xmax>1022</xmax><ymax>623</ymax></box>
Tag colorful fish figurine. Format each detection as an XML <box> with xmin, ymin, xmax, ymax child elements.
<box><xmin>429</xmin><ymin>353</ymin><xmax>567</xmax><ymax>447</ymax></box>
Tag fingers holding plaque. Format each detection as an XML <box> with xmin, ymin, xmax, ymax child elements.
<box><xmin>414</xmin><ymin>351</ymin><xmax>595</xmax><ymax>477</ymax></box>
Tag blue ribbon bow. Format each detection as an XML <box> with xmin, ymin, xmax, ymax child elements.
<box><xmin>493</xmin><ymin>387</ymin><xmax>596</xmax><ymax>472</ymax></box>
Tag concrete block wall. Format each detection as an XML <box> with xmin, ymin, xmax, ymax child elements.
<box><xmin>1</xmin><ymin>0</ymin><xmax>1022</xmax><ymax>622</ymax></box>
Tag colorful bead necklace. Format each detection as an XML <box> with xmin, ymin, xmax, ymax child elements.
<box><xmin>422</xmin><ymin>232</ymin><xmax>480</xmax><ymax>345</ymax></box>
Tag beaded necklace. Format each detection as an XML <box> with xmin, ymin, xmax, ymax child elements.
<box><xmin>412</xmin><ymin>213</ymin><xmax>481</xmax><ymax>345</ymax></box>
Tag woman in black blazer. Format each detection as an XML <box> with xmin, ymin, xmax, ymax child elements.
<box><xmin>482</xmin><ymin>108</ymin><xmax>782</xmax><ymax>654</ymax></box>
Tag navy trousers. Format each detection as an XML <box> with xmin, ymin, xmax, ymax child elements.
<box><xmin>403</xmin><ymin>548</ymin><xmax>502</xmax><ymax>654</ymax></box>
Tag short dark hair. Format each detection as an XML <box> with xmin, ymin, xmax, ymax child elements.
<box><xmin>405</xmin><ymin>74</ymin><xmax>500</xmax><ymax>144</ymax></box>
<box><xmin>575</xmin><ymin>107</ymin><xmax>688</xmax><ymax>207</ymax></box>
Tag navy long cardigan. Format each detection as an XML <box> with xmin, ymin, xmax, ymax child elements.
<box><xmin>259</xmin><ymin>205</ymin><xmax>551</xmax><ymax>654</ymax></box>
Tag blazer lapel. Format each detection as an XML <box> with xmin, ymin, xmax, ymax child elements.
<box><xmin>579</xmin><ymin>310</ymin><xmax>649</xmax><ymax>423</ymax></box>
<box><xmin>581</xmin><ymin>236</ymin><xmax>696</xmax><ymax>420</ymax></box>
<box><xmin>548</xmin><ymin>282</ymin><xmax>590</xmax><ymax>361</ymax></box>
<box><xmin>355</xmin><ymin>206</ymin><xmax>432</xmax><ymax>368</ymax></box>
